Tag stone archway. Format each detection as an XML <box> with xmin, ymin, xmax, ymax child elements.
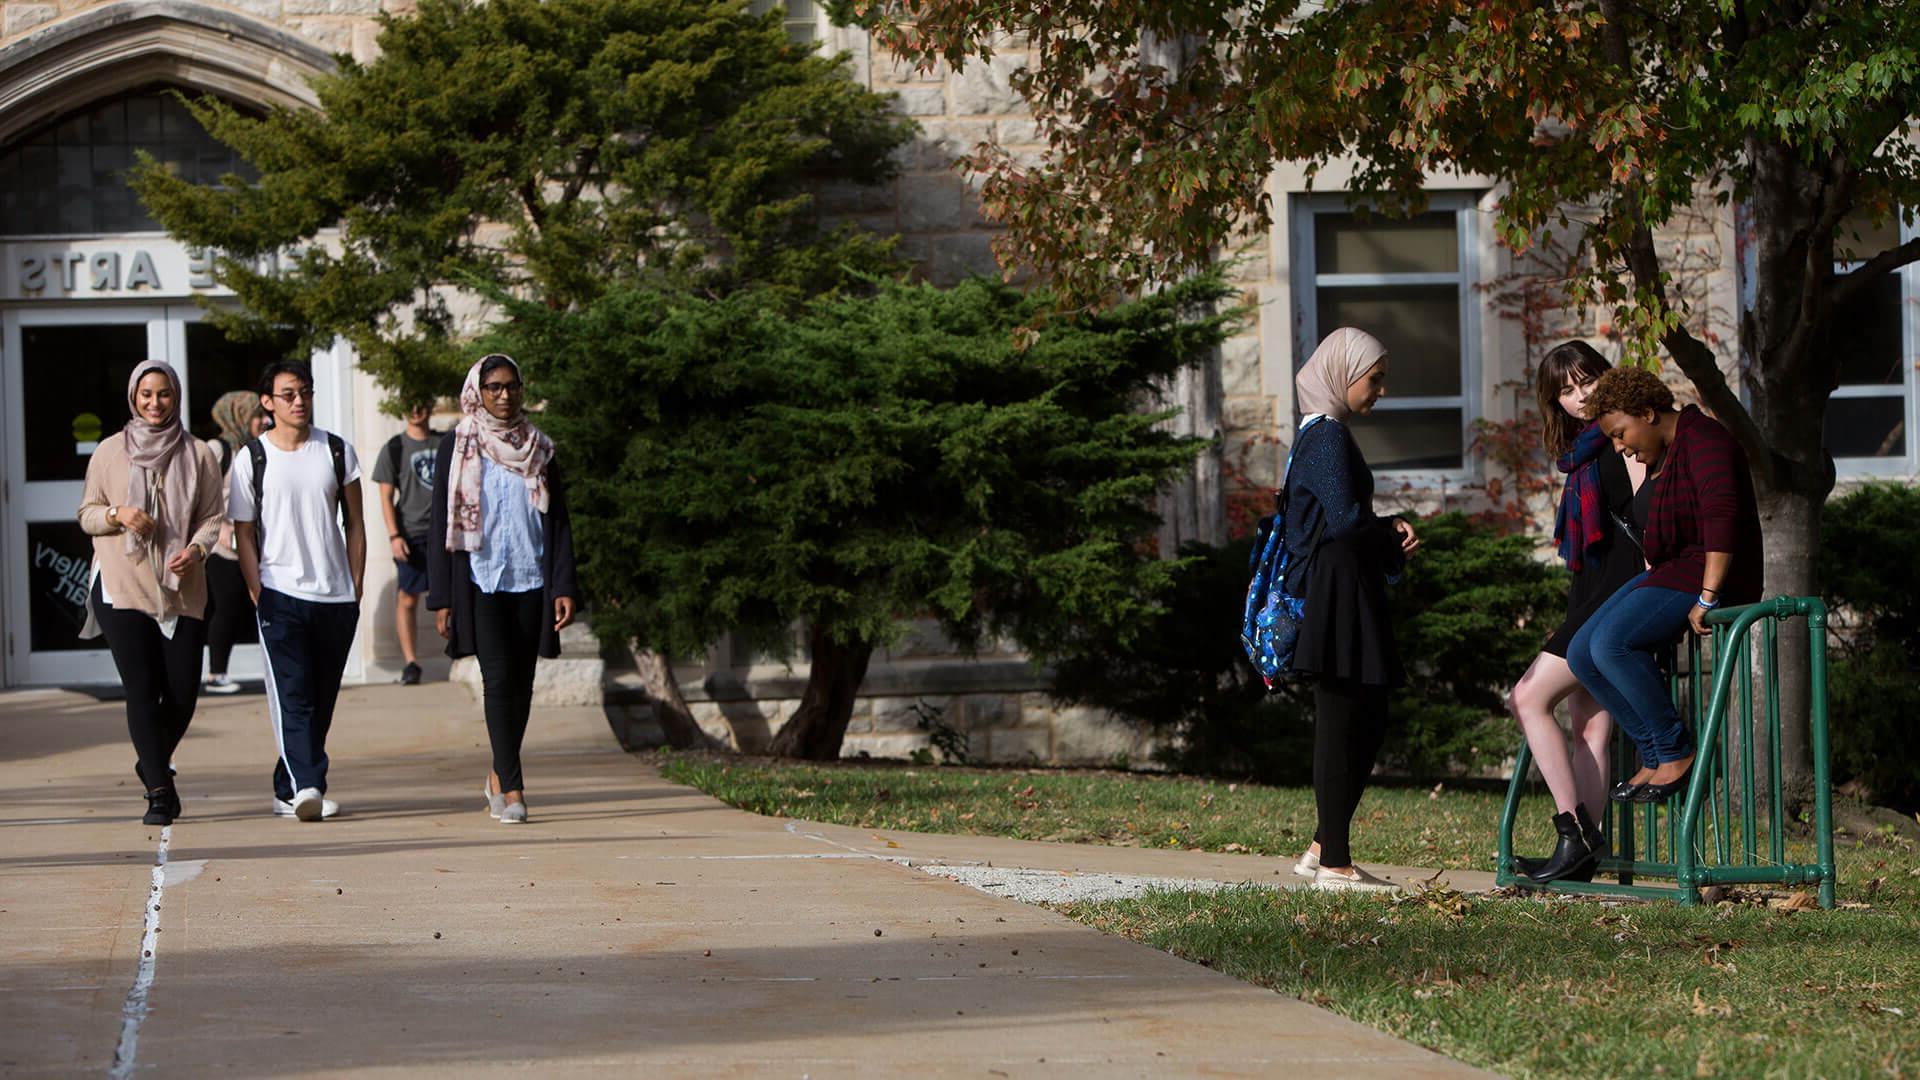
<box><xmin>0</xmin><ymin>0</ymin><xmax>335</xmax><ymax>147</ymax></box>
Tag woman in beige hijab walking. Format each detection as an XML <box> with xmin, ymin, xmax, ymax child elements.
<box><xmin>1280</xmin><ymin>328</ymin><xmax>1420</xmax><ymax>892</ymax></box>
<box><xmin>78</xmin><ymin>361</ymin><xmax>226</xmax><ymax>825</ymax></box>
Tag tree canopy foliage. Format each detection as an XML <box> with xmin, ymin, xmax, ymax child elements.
<box><xmin>490</xmin><ymin>274</ymin><xmax>1237</xmax><ymax>757</ymax></box>
<box><xmin>135</xmin><ymin>0</ymin><xmax>915</xmax><ymax>408</ymax></box>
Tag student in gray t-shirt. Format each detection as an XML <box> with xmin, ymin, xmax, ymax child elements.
<box><xmin>372</xmin><ymin>401</ymin><xmax>441</xmax><ymax>685</ymax></box>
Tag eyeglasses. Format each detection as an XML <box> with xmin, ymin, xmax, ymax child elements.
<box><xmin>270</xmin><ymin>388</ymin><xmax>315</xmax><ymax>403</ymax></box>
<box><xmin>479</xmin><ymin>381</ymin><xmax>524</xmax><ymax>396</ymax></box>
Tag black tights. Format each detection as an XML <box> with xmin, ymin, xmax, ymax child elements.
<box><xmin>1312</xmin><ymin>676</ymin><xmax>1389</xmax><ymax>869</ymax></box>
<box><xmin>204</xmin><ymin>555</ymin><xmax>253</xmax><ymax>675</ymax></box>
<box><xmin>474</xmin><ymin>589</ymin><xmax>545</xmax><ymax>794</ymax></box>
<box><xmin>96</xmin><ymin>590</ymin><xmax>206</xmax><ymax>794</ymax></box>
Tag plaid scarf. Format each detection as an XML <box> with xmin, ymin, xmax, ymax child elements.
<box><xmin>1553</xmin><ymin>422</ymin><xmax>1609</xmax><ymax>573</ymax></box>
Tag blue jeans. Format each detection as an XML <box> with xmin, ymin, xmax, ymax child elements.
<box><xmin>1566</xmin><ymin>572</ymin><xmax>1698</xmax><ymax>769</ymax></box>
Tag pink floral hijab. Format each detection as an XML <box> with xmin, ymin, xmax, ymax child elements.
<box><xmin>445</xmin><ymin>355</ymin><xmax>554</xmax><ymax>553</ymax></box>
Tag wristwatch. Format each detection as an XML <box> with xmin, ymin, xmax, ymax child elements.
<box><xmin>107</xmin><ymin>506</ymin><xmax>120</xmax><ymax>528</ymax></box>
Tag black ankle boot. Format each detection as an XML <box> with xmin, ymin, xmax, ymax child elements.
<box><xmin>143</xmin><ymin>788</ymin><xmax>176</xmax><ymax>826</ymax></box>
<box><xmin>1526</xmin><ymin>811</ymin><xmax>1599</xmax><ymax>883</ymax></box>
<box><xmin>1575</xmin><ymin>804</ymin><xmax>1605</xmax><ymax>855</ymax></box>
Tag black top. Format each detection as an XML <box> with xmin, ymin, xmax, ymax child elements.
<box><xmin>1280</xmin><ymin>419</ymin><xmax>1406</xmax><ymax>687</ymax></box>
<box><xmin>424</xmin><ymin>432</ymin><xmax>579</xmax><ymax>660</ymax></box>
<box><xmin>1544</xmin><ymin>446</ymin><xmax>1647</xmax><ymax>657</ymax></box>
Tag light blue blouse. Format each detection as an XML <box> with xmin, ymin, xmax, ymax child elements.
<box><xmin>468</xmin><ymin>456</ymin><xmax>546</xmax><ymax>594</ymax></box>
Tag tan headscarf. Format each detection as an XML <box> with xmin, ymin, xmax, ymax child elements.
<box><xmin>210</xmin><ymin>389</ymin><xmax>262</xmax><ymax>456</ymax></box>
<box><xmin>446</xmin><ymin>355</ymin><xmax>554</xmax><ymax>553</ymax></box>
<box><xmin>1295</xmin><ymin>328</ymin><xmax>1387</xmax><ymax>422</ymax></box>
<box><xmin>121</xmin><ymin>361</ymin><xmax>200</xmax><ymax>590</ymax></box>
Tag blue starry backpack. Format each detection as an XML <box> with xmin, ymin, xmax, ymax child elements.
<box><xmin>1240</xmin><ymin>416</ymin><xmax>1327</xmax><ymax>687</ymax></box>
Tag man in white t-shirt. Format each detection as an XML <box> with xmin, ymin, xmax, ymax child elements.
<box><xmin>229</xmin><ymin>360</ymin><xmax>367</xmax><ymax>821</ymax></box>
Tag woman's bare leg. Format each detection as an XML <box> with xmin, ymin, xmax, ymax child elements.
<box><xmin>1564</xmin><ymin>687</ymin><xmax>1613</xmax><ymax>817</ymax></box>
<box><xmin>1507</xmin><ymin>652</ymin><xmax>1588</xmax><ymax>815</ymax></box>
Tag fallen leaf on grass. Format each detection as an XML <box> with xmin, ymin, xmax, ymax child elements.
<box><xmin>1222</xmin><ymin>842</ymin><xmax>1250</xmax><ymax>853</ymax></box>
<box><xmin>1774</xmin><ymin>891</ymin><xmax>1819</xmax><ymax>912</ymax></box>
<box><xmin>1691</xmin><ymin>988</ymin><xmax>1733</xmax><ymax>1018</ymax></box>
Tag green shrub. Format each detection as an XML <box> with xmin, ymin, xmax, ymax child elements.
<box><xmin>1819</xmin><ymin>483</ymin><xmax>1920</xmax><ymax>812</ymax></box>
<box><xmin>1048</xmin><ymin>511</ymin><xmax>1566</xmax><ymax>781</ymax></box>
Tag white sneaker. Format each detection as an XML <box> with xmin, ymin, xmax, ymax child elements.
<box><xmin>1292</xmin><ymin>849</ymin><xmax>1321</xmax><ymax>878</ymax></box>
<box><xmin>483</xmin><ymin>779</ymin><xmax>504</xmax><ymax>820</ymax></box>
<box><xmin>204</xmin><ymin>675</ymin><xmax>242</xmax><ymax>695</ymax></box>
<box><xmin>1311</xmin><ymin>866</ymin><xmax>1399</xmax><ymax>893</ymax></box>
<box><xmin>499</xmin><ymin>801</ymin><xmax>527</xmax><ymax>824</ymax></box>
<box><xmin>274</xmin><ymin>790</ymin><xmax>339</xmax><ymax>820</ymax></box>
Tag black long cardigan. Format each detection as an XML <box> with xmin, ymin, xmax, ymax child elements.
<box><xmin>425</xmin><ymin>430</ymin><xmax>579</xmax><ymax>660</ymax></box>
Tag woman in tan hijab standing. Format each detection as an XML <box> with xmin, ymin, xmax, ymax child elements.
<box><xmin>1281</xmin><ymin>328</ymin><xmax>1420</xmax><ymax>892</ymax></box>
<box><xmin>78</xmin><ymin>361</ymin><xmax>226</xmax><ymax>825</ymax></box>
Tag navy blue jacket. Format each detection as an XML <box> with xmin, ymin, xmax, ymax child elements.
<box><xmin>1280</xmin><ymin>418</ymin><xmax>1405</xmax><ymax>596</ymax></box>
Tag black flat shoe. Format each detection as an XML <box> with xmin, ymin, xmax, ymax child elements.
<box><xmin>1632</xmin><ymin>768</ymin><xmax>1693</xmax><ymax>804</ymax></box>
<box><xmin>136</xmin><ymin>764</ymin><xmax>182</xmax><ymax>818</ymax></box>
<box><xmin>142</xmin><ymin>789</ymin><xmax>175</xmax><ymax>826</ymax></box>
<box><xmin>1609</xmin><ymin>781</ymin><xmax>1644</xmax><ymax>802</ymax></box>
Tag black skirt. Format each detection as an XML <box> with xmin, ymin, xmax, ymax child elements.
<box><xmin>1291</xmin><ymin>529</ymin><xmax>1405</xmax><ymax>688</ymax></box>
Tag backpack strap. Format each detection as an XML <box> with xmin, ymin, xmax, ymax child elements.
<box><xmin>212</xmin><ymin>437</ymin><xmax>232</xmax><ymax>476</ymax></box>
<box><xmin>246</xmin><ymin>437</ymin><xmax>268</xmax><ymax>547</ymax></box>
<box><xmin>383</xmin><ymin>433</ymin><xmax>405</xmax><ymax>489</ymax></box>
<box><xmin>329</xmin><ymin>432</ymin><xmax>348</xmax><ymax>525</ymax></box>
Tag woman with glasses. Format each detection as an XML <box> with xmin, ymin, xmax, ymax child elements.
<box><xmin>428</xmin><ymin>354</ymin><xmax>578</xmax><ymax>824</ymax></box>
<box><xmin>78</xmin><ymin>361</ymin><xmax>226</xmax><ymax>824</ymax></box>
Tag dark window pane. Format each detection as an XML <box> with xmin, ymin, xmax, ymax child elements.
<box><xmin>1831</xmin><ymin>271</ymin><xmax>1903</xmax><ymax>386</ymax></box>
<box><xmin>27</xmin><ymin>521</ymin><xmax>98</xmax><ymax>652</ymax></box>
<box><xmin>0</xmin><ymin>87</ymin><xmax>257</xmax><ymax>235</ymax></box>
<box><xmin>1315</xmin><ymin>284</ymin><xmax>1462</xmax><ymax>397</ymax></box>
<box><xmin>1346</xmin><ymin>406</ymin><xmax>1465</xmax><ymax>471</ymax></box>
<box><xmin>1315</xmin><ymin>211</ymin><xmax>1458</xmax><ymax>275</ymax></box>
<box><xmin>1825</xmin><ymin>396</ymin><xmax>1906</xmax><ymax>458</ymax></box>
<box><xmin>21</xmin><ymin>324</ymin><xmax>150</xmax><ymax>482</ymax></box>
<box><xmin>185</xmin><ymin>321</ymin><xmax>299</xmax><ymax>442</ymax></box>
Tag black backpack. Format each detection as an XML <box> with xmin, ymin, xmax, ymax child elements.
<box><xmin>245</xmin><ymin>432</ymin><xmax>348</xmax><ymax>546</ymax></box>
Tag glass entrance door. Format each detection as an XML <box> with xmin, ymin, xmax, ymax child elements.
<box><xmin>1</xmin><ymin>304</ymin><xmax>285</xmax><ymax>686</ymax></box>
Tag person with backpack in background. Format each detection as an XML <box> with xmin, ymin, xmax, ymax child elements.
<box><xmin>428</xmin><ymin>355</ymin><xmax>577</xmax><ymax>825</ymax></box>
<box><xmin>229</xmin><ymin>360</ymin><xmax>367</xmax><ymax>822</ymax></box>
<box><xmin>1282</xmin><ymin>328</ymin><xmax>1420</xmax><ymax>893</ymax></box>
<box><xmin>372</xmin><ymin>400</ymin><xmax>441</xmax><ymax>686</ymax></box>
<box><xmin>202</xmin><ymin>390</ymin><xmax>269</xmax><ymax>696</ymax></box>
<box><xmin>77</xmin><ymin>361</ymin><xmax>226</xmax><ymax>825</ymax></box>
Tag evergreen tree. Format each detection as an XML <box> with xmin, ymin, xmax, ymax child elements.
<box><xmin>132</xmin><ymin>0</ymin><xmax>915</xmax><ymax>407</ymax></box>
<box><xmin>490</xmin><ymin>275</ymin><xmax>1238</xmax><ymax>759</ymax></box>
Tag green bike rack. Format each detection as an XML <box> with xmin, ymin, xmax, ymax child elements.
<box><xmin>1495</xmin><ymin>597</ymin><xmax>1836</xmax><ymax>908</ymax></box>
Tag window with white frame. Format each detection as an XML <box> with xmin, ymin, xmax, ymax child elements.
<box><xmin>749</xmin><ymin>0</ymin><xmax>819</xmax><ymax>45</ymax></box>
<box><xmin>1292</xmin><ymin>194</ymin><xmax>1480</xmax><ymax>475</ymax></box>
<box><xmin>1826</xmin><ymin>212</ymin><xmax>1915</xmax><ymax>473</ymax></box>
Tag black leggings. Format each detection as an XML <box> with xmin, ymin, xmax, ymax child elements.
<box><xmin>96</xmin><ymin>588</ymin><xmax>206</xmax><ymax>793</ymax></box>
<box><xmin>204</xmin><ymin>555</ymin><xmax>254</xmax><ymax>675</ymax></box>
<box><xmin>1312</xmin><ymin>676</ymin><xmax>1390</xmax><ymax>869</ymax></box>
<box><xmin>474</xmin><ymin>589</ymin><xmax>545</xmax><ymax>794</ymax></box>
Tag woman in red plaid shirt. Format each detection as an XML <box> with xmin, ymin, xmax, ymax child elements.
<box><xmin>1566</xmin><ymin>367</ymin><xmax>1764</xmax><ymax>805</ymax></box>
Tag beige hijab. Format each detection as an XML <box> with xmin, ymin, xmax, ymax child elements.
<box><xmin>121</xmin><ymin>361</ymin><xmax>200</xmax><ymax>590</ymax></box>
<box><xmin>1296</xmin><ymin>328</ymin><xmax>1387</xmax><ymax>422</ymax></box>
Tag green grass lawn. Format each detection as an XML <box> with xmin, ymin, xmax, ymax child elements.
<box><xmin>660</xmin><ymin>754</ymin><xmax>1920</xmax><ymax>1078</ymax></box>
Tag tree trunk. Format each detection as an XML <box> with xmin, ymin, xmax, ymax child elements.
<box><xmin>629</xmin><ymin>642</ymin><xmax>727</xmax><ymax>751</ymax></box>
<box><xmin>766</xmin><ymin>624</ymin><xmax>874</xmax><ymax>760</ymax></box>
<box><xmin>1156</xmin><ymin>360</ymin><xmax>1226</xmax><ymax>554</ymax></box>
<box><xmin>1740</xmin><ymin>139</ymin><xmax>1842</xmax><ymax>815</ymax></box>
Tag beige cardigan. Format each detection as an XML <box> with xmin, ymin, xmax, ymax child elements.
<box><xmin>77</xmin><ymin>433</ymin><xmax>227</xmax><ymax>622</ymax></box>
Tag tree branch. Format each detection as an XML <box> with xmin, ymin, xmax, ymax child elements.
<box><xmin>1832</xmin><ymin>235</ymin><xmax>1920</xmax><ymax>307</ymax></box>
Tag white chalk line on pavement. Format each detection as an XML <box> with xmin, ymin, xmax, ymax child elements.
<box><xmin>108</xmin><ymin>824</ymin><xmax>169</xmax><ymax>1080</ymax></box>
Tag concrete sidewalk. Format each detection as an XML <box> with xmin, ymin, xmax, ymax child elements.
<box><xmin>0</xmin><ymin>681</ymin><xmax>1492</xmax><ymax>1077</ymax></box>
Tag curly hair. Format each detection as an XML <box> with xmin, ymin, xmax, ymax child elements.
<box><xmin>1584</xmin><ymin>365</ymin><xmax>1675</xmax><ymax>421</ymax></box>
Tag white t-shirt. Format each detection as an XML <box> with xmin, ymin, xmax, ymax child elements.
<box><xmin>228</xmin><ymin>428</ymin><xmax>362</xmax><ymax>604</ymax></box>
